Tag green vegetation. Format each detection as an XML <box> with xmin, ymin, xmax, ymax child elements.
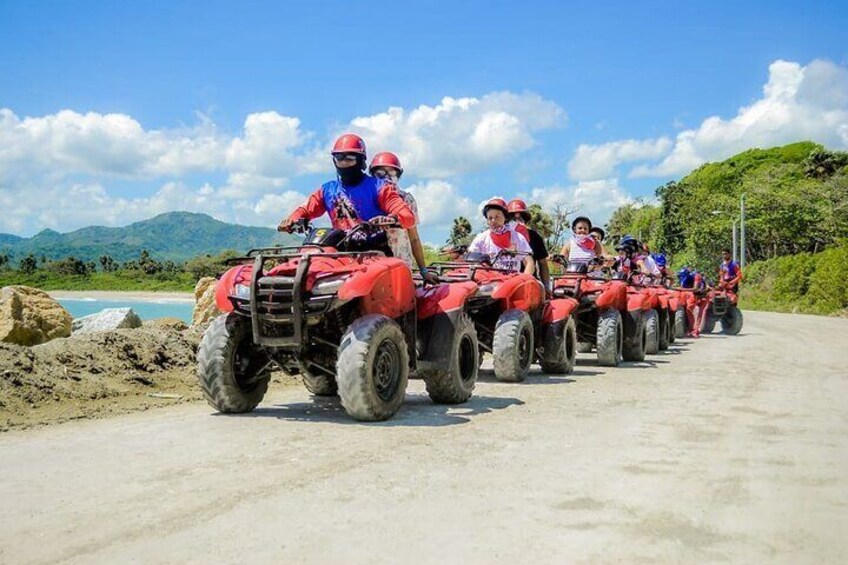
<box><xmin>605</xmin><ymin>142</ymin><xmax>848</xmax><ymax>315</ymax></box>
<box><xmin>740</xmin><ymin>242</ymin><xmax>848</xmax><ymax>315</ymax></box>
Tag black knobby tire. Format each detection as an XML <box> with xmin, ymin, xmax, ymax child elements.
<box><xmin>422</xmin><ymin>313</ymin><xmax>479</xmax><ymax>403</ymax></box>
<box><xmin>302</xmin><ymin>371</ymin><xmax>338</xmax><ymax>396</ymax></box>
<box><xmin>596</xmin><ymin>309</ymin><xmax>623</xmax><ymax>367</ymax></box>
<box><xmin>337</xmin><ymin>314</ymin><xmax>409</xmax><ymax>421</ymax></box>
<box><xmin>197</xmin><ymin>313</ymin><xmax>270</xmax><ymax>413</ymax></box>
<box><xmin>493</xmin><ymin>309</ymin><xmax>534</xmax><ymax>382</ymax></box>
<box><xmin>576</xmin><ymin>341</ymin><xmax>593</xmax><ymax>354</ymax></box>
<box><xmin>674</xmin><ymin>307</ymin><xmax>687</xmax><ymax>339</ymax></box>
<box><xmin>702</xmin><ymin>314</ymin><xmax>717</xmax><ymax>334</ymax></box>
<box><xmin>540</xmin><ymin>316</ymin><xmax>577</xmax><ymax>374</ymax></box>
<box><xmin>622</xmin><ymin>315</ymin><xmax>646</xmax><ymax>362</ymax></box>
<box><xmin>667</xmin><ymin>310</ymin><xmax>676</xmax><ymax>344</ymax></box>
<box><xmin>644</xmin><ymin>309</ymin><xmax>659</xmax><ymax>354</ymax></box>
<box><xmin>658</xmin><ymin>309</ymin><xmax>670</xmax><ymax>350</ymax></box>
<box><xmin>721</xmin><ymin>306</ymin><xmax>744</xmax><ymax>335</ymax></box>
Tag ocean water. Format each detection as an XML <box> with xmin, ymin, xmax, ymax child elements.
<box><xmin>58</xmin><ymin>299</ymin><xmax>194</xmax><ymax>324</ymax></box>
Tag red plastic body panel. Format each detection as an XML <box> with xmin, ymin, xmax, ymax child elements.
<box><xmin>338</xmin><ymin>258</ymin><xmax>416</xmax><ymax>318</ymax></box>
<box><xmin>543</xmin><ymin>297</ymin><xmax>579</xmax><ymax>324</ymax></box>
<box><xmin>416</xmin><ymin>281</ymin><xmax>478</xmax><ymax>320</ymax></box>
<box><xmin>215</xmin><ymin>264</ymin><xmax>254</xmax><ymax>313</ymax></box>
<box><xmin>491</xmin><ymin>273</ymin><xmax>545</xmax><ymax>312</ymax></box>
<box><xmin>594</xmin><ymin>281</ymin><xmax>628</xmax><ymax>311</ymax></box>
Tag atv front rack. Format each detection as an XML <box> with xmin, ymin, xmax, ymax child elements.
<box><xmin>231</xmin><ymin>249</ymin><xmax>380</xmax><ymax>347</ymax></box>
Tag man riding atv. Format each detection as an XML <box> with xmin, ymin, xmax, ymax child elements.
<box><xmin>277</xmin><ymin>134</ymin><xmax>425</xmax><ymax>267</ymax></box>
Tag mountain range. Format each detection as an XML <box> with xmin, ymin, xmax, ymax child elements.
<box><xmin>0</xmin><ymin>212</ymin><xmax>300</xmax><ymax>263</ymax></box>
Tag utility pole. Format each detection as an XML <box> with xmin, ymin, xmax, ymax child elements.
<box><xmin>740</xmin><ymin>193</ymin><xmax>746</xmax><ymax>269</ymax></box>
<box><xmin>732</xmin><ymin>220</ymin><xmax>738</xmax><ymax>263</ymax></box>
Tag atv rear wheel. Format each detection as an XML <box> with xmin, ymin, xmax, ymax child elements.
<box><xmin>644</xmin><ymin>308</ymin><xmax>659</xmax><ymax>354</ymax></box>
<box><xmin>493</xmin><ymin>309</ymin><xmax>534</xmax><ymax>382</ymax></box>
<box><xmin>702</xmin><ymin>314</ymin><xmax>717</xmax><ymax>334</ymax></box>
<box><xmin>667</xmin><ymin>310</ymin><xmax>676</xmax><ymax>344</ymax></box>
<box><xmin>622</xmin><ymin>315</ymin><xmax>646</xmax><ymax>362</ymax></box>
<box><xmin>197</xmin><ymin>313</ymin><xmax>271</xmax><ymax>413</ymax></box>
<box><xmin>721</xmin><ymin>306</ymin><xmax>744</xmax><ymax>335</ymax></box>
<box><xmin>596</xmin><ymin>309</ymin><xmax>623</xmax><ymax>367</ymax></box>
<box><xmin>658</xmin><ymin>309</ymin><xmax>670</xmax><ymax>350</ymax></box>
<box><xmin>674</xmin><ymin>307</ymin><xmax>687</xmax><ymax>339</ymax></box>
<box><xmin>540</xmin><ymin>316</ymin><xmax>577</xmax><ymax>374</ymax></box>
<box><xmin>337</xmin><ymin>314</ymin><xmax>409</xmax><ymax>421</ymax></box>
<box><xmin>421</xmin><ymin>313</ymin><xmax>479</xmax><ymax>403</ymax></box>
<box><xmin>302</xmin><ymin>371</ymin><xmax>338</xmax><ymax>396</ymax></box>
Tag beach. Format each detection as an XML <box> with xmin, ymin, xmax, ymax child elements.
<box><xmin>48</xmin><ymin>290</ymin><xmax>195</xmax><ymax>303</ymax></box>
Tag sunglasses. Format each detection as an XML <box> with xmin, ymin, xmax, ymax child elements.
<box><xmin>372</xmin><ymin>168</ymin><xmax>399</xmax><ymax>180</ymax></box>
<box><xmin>333</xmin><ymin>153</ymin><xmax>359</xmax><ymax>163</ymax></box>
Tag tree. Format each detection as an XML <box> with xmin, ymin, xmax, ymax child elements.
<box><xmin>19</xmin><ymin>254</ymin><xmax>37</xmax><ymax>275</ymax></box>
<box><xmin>99</xmin><ymin>255</ymin><xmax>117</xmax><ymax>273</ymax></box>
<box><xmin>0</xmin><ymin>253</ymin><xmax>9</xmax><ymax>270</ymax></box>
<box><xmin>447</xmin><ymin>216</ymin><xmax>473</xmax><ymax>246</ymax></box>
<box><xmin>544</xmin><ymin>201</ymin><xmax>577</xmax><ymax>252</ymax></box>
<box><xmin>526</xmin><ymin>204</ymin><xmax>553</xmax><ymax>239</ymax></box>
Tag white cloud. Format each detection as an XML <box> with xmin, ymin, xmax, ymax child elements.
<box><xmin>567</xmin><ymin>137</ymin><xmax>672</xmax><ymax>181</ymax></box>
<box><xmin>345</xmin><ymin>91</ymin><xmax>565</xmax><ymax>178</ymax></box>
<box><xmin>404</xmin><ymin>180</ymin><xmax>477</xmax><ymax>230</ymax></box>
<box><xmin>526</xmin><ymin>178</ymin><xmax>632</xmax><ymax>229</ymax></box>
<box><xmin>631</xmin><ymin>59</ymin><xmax>848</xmax><ymax>177</ymax></box>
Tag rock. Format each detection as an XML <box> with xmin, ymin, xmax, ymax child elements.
<box><xmin>72</xmin><ymin>308</ymin><xmax>143</xmax><ymax>334</ymax></box>
<box><xmin>0</xmin><ymin>286</ymin><xmax>73</xmax><ymax>346</ymax></box>
<box><xmin>144</xmin><ymin>317</ymin><xmax>189</xmax><ymax>331</ymax></box>
<box><xmin>192</xmin><ymin>277</ymin><xmax>222</xmax><ymax>327</ymax></box>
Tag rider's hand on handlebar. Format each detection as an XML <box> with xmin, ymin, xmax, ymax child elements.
<box><xmin>369</xmin><ymin>215</ymin><xmax>400</xmax><ymax>228</ymax></box>
<box><xmin>277</xmin><ymin>218</ymin><xmax>295</xmax><ymax>233</ymax></box>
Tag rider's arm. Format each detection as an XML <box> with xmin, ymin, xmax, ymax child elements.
<box><xmin>522</xmin><ymin>255</ymin><xmax>535</xmax><ymax>275</ymax></box>
<box><xmin>376</xmin><ymin>183</ymin><xmax>416</xmax><ymax>228</ymax></box>
<box><xmin>560</xmin><ymin>241</ymin><xmax>570</xmax><ymax>259</ymax></box>
<box><xmin>285</xmin><ymin>188</ymin><xmax>326</xmax><ymax>222</ymax></box>
<box><xmin>467</xmin><ymin>233</ymin><xmax>485</xmax><ymax>254</ymax></box>
<box><xmin>407</xmin><ymin>225</ymin><xmax>434</xmax><ymax>276</ymax></box>
<box><xmin>514</xmin><ymin>230</ymin><xmax>534</xmax><ymax>275</ymax></box>
<box><xmin>538</xmin><ymin>258</ymin><xmax>550</xmax><ymax>288</ymax></box>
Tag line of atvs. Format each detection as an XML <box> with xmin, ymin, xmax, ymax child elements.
<box><xmin>197</xmin><ymin>219</ymin><xmax>743</xmax><ymax>421</ymax></box>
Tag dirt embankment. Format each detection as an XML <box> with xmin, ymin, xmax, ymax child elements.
<box><xmin>0</xmin><ymin>324</ymin><xmax>293</xmax><ymax>431</ymax></box>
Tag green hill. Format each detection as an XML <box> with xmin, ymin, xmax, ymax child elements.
<box><xmin>0</xmin><ymin>212</ymin><xmax>300</xmax><ymax>263</ymax></box>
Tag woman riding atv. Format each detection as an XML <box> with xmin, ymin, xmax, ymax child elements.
<box><xmin>467</xmin><ymin>198</ymin><xmax>534</xmax><ymax>274</ymax></box>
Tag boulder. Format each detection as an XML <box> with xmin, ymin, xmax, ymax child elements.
<box><xmin>144</xmin><ymin>317</ymin><xmax>189</xmax><ymax>331</ymax></box>
<box><xmin>72</xmin><ymin>308</ymin><xmax>143</xmax><ymax>334</ymax></box>
<box><xmin>0</xmin><ymin>286</ymin><xmax>73</xmax><ymax>346</ymax></box>
<box><xmin>192</xmin><ymin>277</ymin><xmax>222</xmax><ymax>326</ymax></box>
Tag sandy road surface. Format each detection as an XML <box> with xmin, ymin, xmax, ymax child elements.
<box><xmin>1</xmin><ymin>311</ymin><xmax>846</xmax><ymax>564</ymax></box>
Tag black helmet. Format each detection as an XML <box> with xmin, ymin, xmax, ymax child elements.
<box><xmin>571</xmin><ymin>216</ymin><xmax>592</xmax><ymax>231</ymax></box>
<box><xmin>589</xmin><ymin>226</ymin><xmax>605</xmax><ymax>241</ymax></box>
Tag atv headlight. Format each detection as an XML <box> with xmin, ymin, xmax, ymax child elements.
<box><xmin>234</xmin><ymin>284</ymin><xmax>251</xmax><ymax>300</ymax></box>
<box><xmin>477</xmin><ymin>283</ymin><xmax>497</xmax><ymax>296</ymax></box>
<box><xmin>312</xmin><ymin>275</ymin><xmax>348</xmax><ymax>296</ymax></box>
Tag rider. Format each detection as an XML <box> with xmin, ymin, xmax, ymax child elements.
<box><xmin>560</xmin><ymin>216</ymin><xmax>600</xmax><ymax>264</ymax></box>
<box><xmin>677</xmin><ymin>265</ymin><xmax>694</xmax><ymax>288</ymax></box>
<box><xmin>368</xmin><ymin>151</ymin><xmax>439</xmax><ymax>284</ymax></box>
<box><xmin>467</xmin><ymin>198</ymin><xmax>534</xmax><ymax>274</ymax></box>
<box><xmin>718</xmin><ymin>248</ymin><xmax>743</xmax><ymax>292</ymax></box>
<box><xmin>277</xmin><ymin>134</ymin><xmax>416</xmax><ymax>253</ymax></box>
<box><xmin>652</xmin><ymin>253</ymin><xmax>670</xmax><ymax>284</ymax></box>
<box><xmin>613</xmin><ymin>236</ymin><xmax>639</xmax><ymax>275</ymax></box>
<box><xmin>507</xmin><ymin>199</ymin><xmax>550</xmax><ymax>290</ymax></box>
<box><xmin>589</xmin><ymin>226</ymin><xmax>610</xmax><ymax>259</ymax></box>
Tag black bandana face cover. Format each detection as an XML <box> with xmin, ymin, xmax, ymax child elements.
<box><xmin>336</xmin><ymin>157</ymin><xmax>365</xmax><ymax>186</ymax></box>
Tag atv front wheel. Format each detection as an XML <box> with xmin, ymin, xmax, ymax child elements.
<box><xmin>644</xmin><ymin>308</ymin><xmax>660</xmax><ymax>355</ymax></box>
<box><xmin>302</xmin><ymin>371</ymin><xmax>338</xmax><ymax>396</ymax></box>
<box><xmin>658</xmin><ymin>309</ymin><xmax>670</xmax><ymax>351</ymax></box>
<box><xmin>702</xmin><ymin>314</ymin><xmax>717</xmax><ymax>334</ymax></box>
<box><xmin>721</xmin><ymin>306</ymin><xmax>744</xmax><ymax>335</ymax></box>
<box><xmin>596</xmin><ymin>309</ymin><xmax>623</xmax><ymax>367</ymax></box>
<box><xmin>337</xmin><ymin>315</ymin><xmax>409</xmax><ymax>421</ymax></box>
<box><xmin>421</xmin><ymin>312</ymin><xmax>479</xmax><ymax>403</ymax></box>
<box><xmin>493</xmin><ymin>309</ymin><xmax>534</xmax><ymax>382</ymax></box>
<box><xmin>197</xmin><ymin>313</ymin><xmax>271</xmax><ymax>413</ymax></box>
<box><xmin>622</xmin><ymin>315</ymin><xmax>646</xmax><ymax>362</ymax></box>
<box><xmin>540</xmin><ymin>316</ymin><xmax>577</xmax><ymax>374</ymax></box>
<box><xmin>674</xmin><ymin>307</ymin><xmax>687</xmax><ymax>339</ymax></box>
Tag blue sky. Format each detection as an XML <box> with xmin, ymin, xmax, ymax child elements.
<box><xmin>1</xmin><ymin>0</ymin><xmax>847</xmax><ymax>244</ymax></box>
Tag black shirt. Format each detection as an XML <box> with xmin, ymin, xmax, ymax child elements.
<box><xmin>527</xmin><ymin>228</ymin><xmax>549</xmax><ymax>261</ymax></box>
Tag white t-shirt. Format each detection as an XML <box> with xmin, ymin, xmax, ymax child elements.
<box><xmin>467</xmin><ymin>227</ymin><xmax>532</xmax><ymax>272</ymax></box>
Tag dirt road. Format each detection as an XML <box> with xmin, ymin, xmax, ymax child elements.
<box><xmin>1</xmin><ymin>311</ymin><xmax>846</xmax><ymax>564</ymax></box>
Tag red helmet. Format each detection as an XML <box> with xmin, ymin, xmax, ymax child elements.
<box><xmin>507</xmin><ymin>198</ymin><xmax>531</xmax><ymax>221</ymax></box>
<box><xmin>369</xmin><ymin>152</ymin><xmax>403</xmax><ymax>176</ymax></box>
<box><xmin>331</xmin><ymin>133</ymin><xmax>367</xmax><ymax>156</ymax></box>
<box><xmin>482</xmin><ymin>197</ymin><xmax>509</xmax><ymax>218</ymax></box>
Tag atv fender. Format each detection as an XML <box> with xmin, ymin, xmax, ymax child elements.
<box><xmin>596</xmin><ymin>281</ymin><xmax>627</xmax><ymax>311</ymax></box>
<box><xmin>491</xmin><ymin>274</ymin><xmax>545</xmax><ymax>311</ymax></box>
<box><xmin>542</xmin><ymin>297</ymin><xmax>579</xmax><ymax>325</ymax></box>
<box><xmin>417</xmin><ymin>309</ymin><xmax>465</xmax><ymax>370</ymax></box>
<box><xmin>416</xmin><ymin>281</ymin><xmax>478</xmax><ymax>320</ymax></box>
<box><xmin>215</xmin><ymin>264</ymin><xmax>254</xmax><ymax>313</ymax></box>
<box><xmin>338</xmin><ymin>258</ymin><xmax>416</xmax><ymax>318</ymax></box>
<box><xmin>627</xmin><ymin>289</ymin><xmax>649</xmax><ymax>313</ymax></box>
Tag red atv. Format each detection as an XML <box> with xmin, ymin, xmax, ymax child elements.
<box><xmin>197</xmin><ymin>219</ymin><xmax>479</xmax><ymax>421</ymax></box>
<box><xmin>702</xmin><ymin>285</ymin><xmax>743</xmax><ymax>335</ymax></box>
<box><xmin>550</xmin><ymin>259</ymin><xmax>649</xmax><ymax>366</ymax></box>
<box><xmin>428</xmin><ymin>250</ymin><xmax>579</xmax><ymax>381</ymax></box>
